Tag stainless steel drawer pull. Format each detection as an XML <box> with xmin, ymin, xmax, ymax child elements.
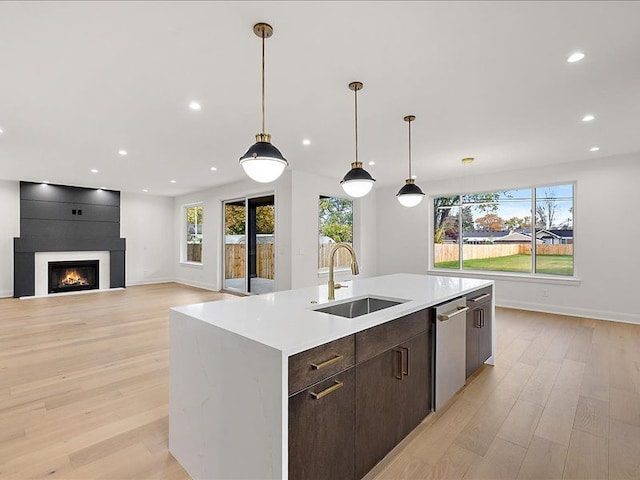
<box><xmin>438</xmin><ymin>306</ymin><xmax>470</xmax><ymax>321</ymax></box>
<box><xmin>470</xmin><ymin>293</ymin><xmax>491</xmax><ymax>303</ymax></box>
<box><xmin>310</xmin><ymin>380</ymin><xmax>343</xmax><ymax>399</ymax></box>
<box><xmin>310</xmin><ymin>354</ymin><xmax>343</xmax><ymax>370</ymax></box>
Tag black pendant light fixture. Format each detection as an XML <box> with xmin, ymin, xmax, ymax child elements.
<box><xmin>239</xmin><ymin>23</ymin><xmax>288</xmax><ymax>183</ymax></box>
<box><xmin>396</xmin><ymin>115</ymin><xmax>425</xmax><ymax>207</ymax></box>
<box><xmin>340</xmin><ymin>81</ymin><xmax>375</xmax><ymax>198</ymax></box>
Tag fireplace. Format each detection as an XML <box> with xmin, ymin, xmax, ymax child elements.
<box><xmin>48</xmin><ymin>260</ymin><xmax>99</xmax><ymax>294</ymax></box>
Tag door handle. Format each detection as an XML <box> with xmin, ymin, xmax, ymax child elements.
<box><xmin>310</xmin><ymin>354</ymin><xmax>343</xmax><ymax>370</ymax></box>
<box><xmin>310</xmin><ymin>380</ymin><xmax>344</xmax><ymax>400</ymax></box>
<box><xmin>475</xmin><ymin>310</ymin><xmax>481</xmax><ymax>328</ymax></box>
<box><xmin>438</xmin><ymin>306</ymin><xmax>469</xmax><ymax>321</ymax></box>
<box><xmin>470</xmin><ymin>293</ymin><xmax>491</xmax><ymax>303</ymax></box>
<box><xmin>394</xmin><ymin>349</ymin><xmax>403</xmax><ymax>380</ymax></box>
<box><xmin>401</xmin><ymin>347</ymin><xmax>410</xmax><ymax>376</ymax></box>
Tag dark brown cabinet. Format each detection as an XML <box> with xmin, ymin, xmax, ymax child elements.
<box><xmin>465</xmin><ymin>287</ymin><xmax>493</xmax><ymax>378</ymax></box>
<box><xmin>289</xmin><ymin>368</ymin><xmax>355</xmax><ymax>480</ymax></box>
<box><xmin>355</xmin><ymin>311</ymin><xmax>432</xmax><ymax>479</ymax></box>
<box><xmin>288</xmin><ymin>308</ymin><xmax>434</xmax><ymax>480</ymax></box>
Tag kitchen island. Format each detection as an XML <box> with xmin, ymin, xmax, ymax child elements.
<box><xmin>169</xmin><ymin>273</ymin><xmax>494</xmax><ymax>480</ymax></box>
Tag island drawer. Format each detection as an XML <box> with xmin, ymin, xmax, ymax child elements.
<box><xmin>288</xmin><ymin>335</ymin><xmax>355</xmax><ymax>395</ymax></box>
<box><xmin>466</xmin><ymin>286</ymin><xmax>493</xmax><ymax>306</ymax></box>
<box><xmin>356</xmin><ymin>309</ymin><xmax>429</xmax><ymax>363</ymax></box>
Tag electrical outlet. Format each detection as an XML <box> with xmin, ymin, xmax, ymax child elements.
<box><xmin>542</xmin><ymin>289</ymin><xmax>549</xmax><ymax>298</ymax></box>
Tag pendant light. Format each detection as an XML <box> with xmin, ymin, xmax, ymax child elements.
<box><xmin>396</xmin><ymin>115</ymin><xmax>425</xmax><ymax>207</ymax></box>
<box><xmin>239</xmin><ymin>23</ymin><xmax>288</xmax><ymax>183</ymax></box>
<box><xmin>340</xmin><ymin>81</ymin><xmax>375</xmax><ymax>198</ymax></box>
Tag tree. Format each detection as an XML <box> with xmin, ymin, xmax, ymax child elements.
<box><xmin>505</xmin><ymin>215</ymin><xmax>531</xmax><ymax>231</ymax></box>
<box><xmin>433</xmin><ymin>193</ymin><xmax>500</xmax><ymax>235</ymax></box>
<box><xmin>225</xmin><ymin>205</ymin><xmax>245</xmax><ymax>235</ymax></box>
<box><xmin>475</xmin><ymin>213</ymin><xmax>506</xmax><ymax>231</ymax></box>
<box><xmin>536</xmin><ymin>190</ymin><xmax>558</xmax><ymax>230</ymax></box>
<box><xmin>319</xmin><ymin>197</ymin><xmax>353</xmax><ymax>243</ymax></box>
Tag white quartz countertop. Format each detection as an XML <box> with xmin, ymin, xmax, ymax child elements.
<box><xmin>171</xmin><ymin>273</ymin><xmax>493</xmax><ymax>356</ymax></box>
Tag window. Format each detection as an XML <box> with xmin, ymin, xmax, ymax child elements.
<box><xmin>185</xmin><ymin>204</ymin><xmax>203</xmax><ymax>263</ymax></box>
<box><xmin>433</xmin><ymin>184</ymin><xmax>574</xmax><ymax>276</ymax></box>
<box><xmin>318</xmin><ymin>196</ymin><xmax>353</xmax><ymax>271</ymax></box>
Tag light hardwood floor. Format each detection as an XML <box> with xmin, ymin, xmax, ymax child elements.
<box><xmin>1</xmin><ymin>284</ymin><xmax>639</xmax><ymax>479</ymax></box>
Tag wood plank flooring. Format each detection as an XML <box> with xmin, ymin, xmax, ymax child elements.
<box><xmin>1</xmin><ymin>284</ymin><xmax>640</xmax><ymax>479</ymax></box>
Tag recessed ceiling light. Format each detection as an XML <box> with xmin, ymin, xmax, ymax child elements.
<box><xmin>170</xmin><ymin>179</ymin><xmax>176</xmax><ymax>184</ymax></box>
<box><xmin>91</xmin><ymin>169</ymin><xmax>99</xmax><ymax>173</ymax></box>
<box><xmin>118</xmin><ymin>150</ymin><xmax>128</xmax><ymax>156</ymax></box>
<box><xmin>189</xmin><ymin>101</ymin><xmax>201</xmax><ymax>111</ymax></box>
<box><xmin>368</xmin><ymin>161</ymin><xmax>375</xmax><ymax>166</ymax></box>
<box><xmin>210</xmin><ymin>167</ymin><xmax>217</xmax><ymax>171</ymax></box>
<box><xmin>567</xmin><ymin>52</ymin><xmax>585</xmax><ymax>63</ymax></box>
<box><xmin>302</xmin><ymin>139</ymin><xmax>311</xmax><ymax>146</ymax></box>
<box><xmin>0</xmin><ymin>127</ymin><xmax>4</xmax><ymax>134</ymax></box>
<box><xmin>143</xmin><ymin>189</ymin><xmax>148</xmax><ymax>193</ymax></box>
<box><xmin>590</xmin><ymin>146</ymin><xmax>600</xmax><ymax>152</ymax></box>
<box><xmin>582</xmin><ymin>114</ymin><xmax>595</xmax><ymax>122</ymax></box>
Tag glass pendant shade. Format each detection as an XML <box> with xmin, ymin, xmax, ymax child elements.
<box><xmin>397</xmin><ymin>115</ymin><xmax>425</xmax><ymax>207</ymax></box>
<box><xmin>239</xmin><ymin>22</ymin><xmax>287</xmax><ymax>183</ymax></box>
<box><xmin>396</xmin><ymin>179</ymin><xmax>425</xmax><ymax>207</ymax></box>
<box><xmin>341</xmin><ymin>162</ymin><xmax>375</xmax><ymax>198</ymax></box>
<box><xmin>239</xmin><ymin>134</ymin><xmax>287</xmax><ymax>183</ymax></box>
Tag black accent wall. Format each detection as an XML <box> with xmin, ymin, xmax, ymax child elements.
<box><xmin>14</xmin><ymin>182</ymin><xmax>126</xmax><ymax>297</ymax></box>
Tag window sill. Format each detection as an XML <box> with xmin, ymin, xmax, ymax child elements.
<box><xmin>180</xmin><ymin>261</ymin><xmax>204</xmax><ymax>269</ymax></box>
<box><xmin>318</xmin><ymin>268</ymin><xmax>352</xmax><ymax>278</ymax></box>
<box><xmin>427</xmin><ymin>268</ymin><xmax>582</xmax><ymax>286</ymax></box>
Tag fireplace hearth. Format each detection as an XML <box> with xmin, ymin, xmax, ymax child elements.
<box><xmin>48</xmin><ymin>260</ymin><xmax>99</xmax><ymax>294</ymax></box>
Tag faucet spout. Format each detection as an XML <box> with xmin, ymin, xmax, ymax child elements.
<box><xmin>328</xmin><ymin>242</ymin><xmax>360</xmax><ymax>300</ymax></box>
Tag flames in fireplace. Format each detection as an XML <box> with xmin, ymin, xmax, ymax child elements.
<box><xmin>59</xmin><ymin>269</ymin><xmax>90</xmax><ymax>287</ymax></box>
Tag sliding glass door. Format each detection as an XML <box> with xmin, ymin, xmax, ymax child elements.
<box><xmin>223</xmin><ymin>195</ymin><xmax>275</xmax><ymax>294</ymax></box>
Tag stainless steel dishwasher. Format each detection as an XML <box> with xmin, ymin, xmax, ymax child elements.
<box><xmin>435</xmin><ymin>296</ymin><xmax>469</xmax><ymax>410</ymax></box>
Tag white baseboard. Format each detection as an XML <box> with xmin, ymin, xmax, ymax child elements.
<box><xmin>172</xmin><ymin>279</ymin><xmax>219</xmax><ymax>292</ymax></box>
<box><xmin>126</xmin><ymin>277</ymin><xmax>175</xmax><ymax>287</ymax></box>
<box><xmin>0</xmin><ymin>289</ymin><xmax>13</xmax><ymax>298</ymax></box>
<box><xmin>497</xmin><ymin>299</ymin><xmax>640</xmax><ymax>325</ymax></box>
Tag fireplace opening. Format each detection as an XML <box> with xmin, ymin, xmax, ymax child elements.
<box><xmin>48</xmin><ymin>260</ymin><xmax>99</xmax><ymax>294</ymax></box>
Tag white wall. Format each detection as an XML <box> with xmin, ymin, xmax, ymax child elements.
<box><xmin>171</xmin><ymin>169</ymin><xmax>378</xmax><ymax>293</ymax></box>
<box><xmin>172</xmin><ymin>173</ymin><xmax>292</xmax><ymax>292</ymax></box>
<box><xmin>376</xmin><ymin>153</ymin><xmax>640</xmax><ymax>324</ymax></box>
<box><xmin>120</xmin><ymin>192</ymin><xmax>174</xmax><ymax>286</ymax></box>
<box><xmin>0</xmin><ymin>180</ymin><xmax>20</xmax><ymax>297</ymax></box>
<box><xmin>290</xmin><ymin>170</ymin><xmax>377</xmax><ymax>289</ymax></box>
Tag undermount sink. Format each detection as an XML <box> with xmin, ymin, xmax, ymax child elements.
<box><xmin>313</xmin><ymin>296</ymin><xmax>406</xmax><ymax>319</ymax></box>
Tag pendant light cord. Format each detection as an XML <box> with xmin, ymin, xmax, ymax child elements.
<box><xmin>354</xmin><ymin>87</ymin><xmax>359</xmax><ymax>163</ymax></box>
<box><xmin>408</xmin><ymin>118</ymin><xmax>412</xmax><ymax>178</ymax></box>
<box><xmin>261</xmin><ymin>32</ymin><xmax>266</xmax><ymax>134</ymax></box>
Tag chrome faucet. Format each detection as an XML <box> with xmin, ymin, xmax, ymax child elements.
<box><xmin>328</xmin><ymin>242</ymin><xmax>360</xmax><ymax>300</ymax></box>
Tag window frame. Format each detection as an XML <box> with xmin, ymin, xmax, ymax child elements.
<box><xmin>429</xmin><ymin>181</ymin><xmax>578</xmax><ymax>281</ymax></box>
<box><xmin>317</xmin><ymin>194</ymin><xmax>355</xmax><ymax>275</ymax></box>
<box><xmin>182</xmin><ymin>202</ymin><xmax>204</xmax><ymax>266</ymax></box>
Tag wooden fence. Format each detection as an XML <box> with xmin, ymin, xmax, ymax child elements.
<box><xmin>434</xmin><ymin>243</ymin><xmax>573</xmax><ymax>263</ymax></box>
<box><xmin>224</xmin><ymin>243</ymin><xmax>354</xmax><ymax>279</ymax></box>
<box><xmin>225</xmin><ymin>244</ymin><xmax>275</xmax><ymax>280</ymax></box>
<box><xmin>187</xmin><ymin>244</ymin><xmax>202</xmax><ymax>263</ymax></box>
<box><xmin>319</xmin><ymin>243</ymin><xmax>354</xmax><ymax>269</ymax></box>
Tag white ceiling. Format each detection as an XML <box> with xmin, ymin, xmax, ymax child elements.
<box><xmin>1</xmin><ymin>1</ymin><xmax>639</xmax><ymax>196</ymax></box>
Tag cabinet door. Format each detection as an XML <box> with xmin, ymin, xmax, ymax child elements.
<box><xmin>355</xmin><ymin>348</ymin><xmax>402</xmax><ymax>479</ymax></box>
<box><xmin>397</xmin><ymin>331</ymin><xmax>431</xmax><ymax>440</ymax></box>
<box><xmin>466</xmin><ymin>307</ymin><xmax>481</xmax><ymax>378</ymax></box>
<box><xmin>289</xmin><ymin>368</ymin><xmax>355</xmax><ymax>480</ymax></box>
<box><xmin>478</xmin><ymin>303</ymin><xmax>492</xmax><ymax>365</ymax></box>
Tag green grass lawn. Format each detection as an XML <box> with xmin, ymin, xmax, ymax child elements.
<box><xmin>435</xmin><ymin>254</ymin><xmax>573</xmax><ymax>276</ymax></box>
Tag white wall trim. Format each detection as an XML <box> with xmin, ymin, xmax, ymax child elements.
<box><xmin>497</xmin><ymin>300</ymin><xmax>640</xmax><ymax>325</ymax></box>
<box><xmin>0</xmin><ymin>289</ymin><xmax>13</xmax><ymax>298</ymax></box>
<box><xmin>173</xmin><ymin>279</ymin><xmax>218</xmax><ymax>292</ymax></box>
<box><xmin>126</xmin><ymin>277</ymin><xmax>176</xmax><ymax>287</ymax></box>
